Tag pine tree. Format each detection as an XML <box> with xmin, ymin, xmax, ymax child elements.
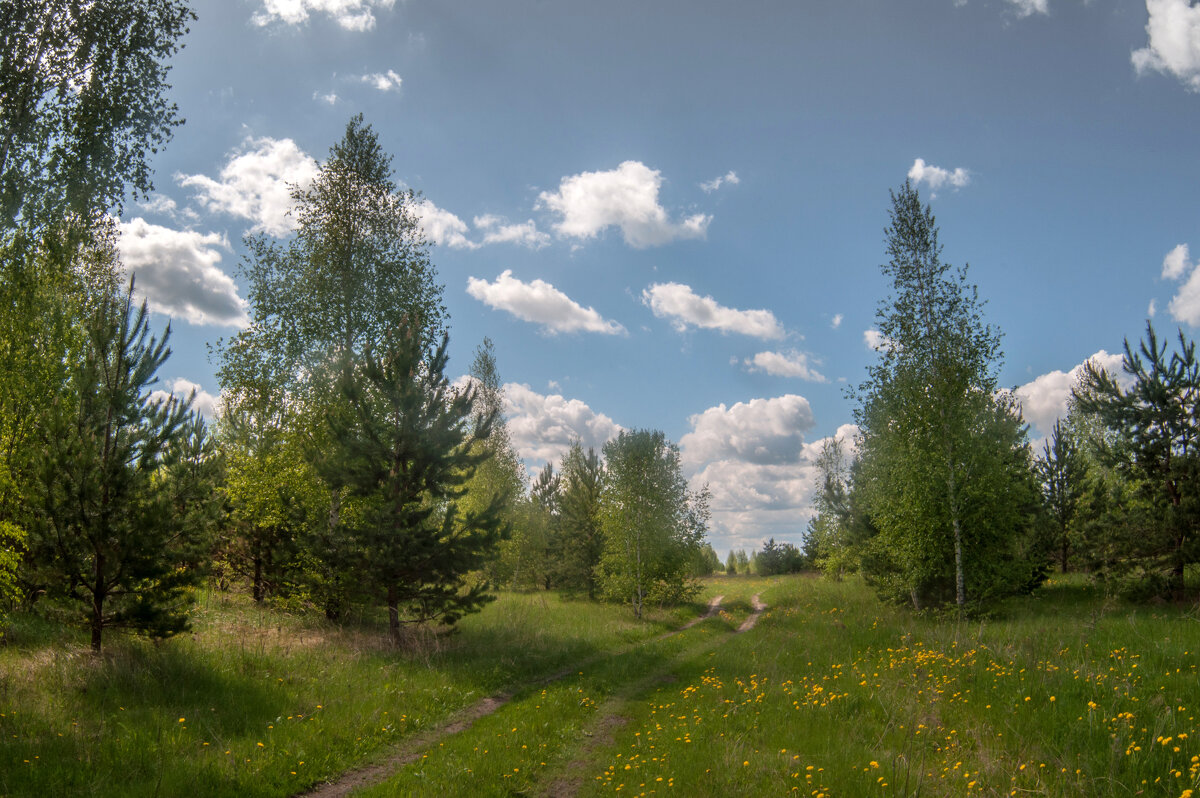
<box><xmin>554</xmin><ymin>443</ymin><xmax>604</xmax><ymax>597</ymax></box>
<box><xmin>320</xmin><ymin>330</ymin><xmax>505</xmax><ymax>642</ymax></box>
<box><xmin>29</xmin><ymin>281</ymin><xmax>212</xmax><ymax>651</ymax></box>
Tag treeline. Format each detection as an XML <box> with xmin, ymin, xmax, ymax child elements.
<box><xmin>0</xmin><ymin>4</ymin><xmax>710</xmax><ymax>651</ymax></box>
<box><xmin>804</xmin><ymin>184</ymin><xmax>1200</xmax><ymax>611</ymax></box>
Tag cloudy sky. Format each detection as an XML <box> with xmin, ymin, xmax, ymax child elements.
<box><xmin>124</xmin><ymin>0</ymin><xmax>1200</xmax><ymax>553</ymax></box>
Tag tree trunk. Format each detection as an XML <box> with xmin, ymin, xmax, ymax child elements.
<box><xmin>948</xmin><ymin>466</ymin><xmax>965</xmax><ymax>609</ymax></box>
<box><xmin>252</xmin><ymin>554</ymin><xmax>263</xmax><ymax>603</ymax></box>
<box><xmin>388</xmin><ymin>583</ymin><xmax>401</xmax><ymax>644</ymax></box>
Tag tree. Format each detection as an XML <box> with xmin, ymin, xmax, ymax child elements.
<box><xmin>725</xmin><ymin>549</ymin><xmax>737</xmax><ymax>575</ymax></box>
<box><xmin>553</xmin><ymin>443</ymin><xmax>605</xmax><ymax>597</ymax></box>
<box><xmin>598</xmin><ymin>430</ymin><xmax>704</xmax><ymax>617</ymax></box>
<box><xmin>1</xmin><ymin>0</ymin><xmax>194</xmax><ymax>239</ymax></box>
<box><xmin>217</xmin><ymin>115</ymin><xmax>447</xmax><ymax>615</ymax></box>
<box><xmin>462</xmin><ymin>338</ymin><xmax>528</xmax><ymax>587</ymax></box>
<box><xmin>1036</xmin><ymin>418</ymin><xmax>1084</xmax><ymax>573</ymax></box>
<box><xmin>854</xmin><ymin>182</ymin><xmax>1042</xmax><ymax>611</ymax></box>
<box><xmin>319</xmin><ymin>330</ymin><xmax>506</xmax><ymax>641</ymax></box>
<box><xmin>27</xmin><ymin>282</ymin><xmax>213</xmax><ymax>651</ymax></box>
<box><xmin>1074</xmin><ymin>322</ymin><xmax>1200</xmax><ymax>599</ymax></box>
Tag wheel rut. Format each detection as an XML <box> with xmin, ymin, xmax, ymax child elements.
<box><xmin>297</xmin><ymin>593</ymin><xmax>740</xmax><ymax>798</ymax></box>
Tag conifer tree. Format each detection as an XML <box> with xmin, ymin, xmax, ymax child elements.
<box><xmin>553</xmin><ymin>443</ymin><xmax>604</xmax><ymax>597</ymax></box>
<box><xmin>29</xmin><ymin>281</ymin><xmax>213</xmax><ymax>651</ymax></box>
<box><xmin>320</xmin><ymin>330</ymin><xmax>505</xmax><ymax>641</ymax></box>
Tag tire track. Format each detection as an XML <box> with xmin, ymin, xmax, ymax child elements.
<box><xmin>539</xmin><ymin>593</ymin><xmax>768</xmax><ymax>798</ymax></box>
<box><xmin>298</xmin><ymin>595</ymin><xmax>729</xmax><ymax>798</ymax></box>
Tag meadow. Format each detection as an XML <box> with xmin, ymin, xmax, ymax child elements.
<box><xmin>1</xmin><ymin>575</ymin><xmax>1197</xmax><ymax>797</ymax></box>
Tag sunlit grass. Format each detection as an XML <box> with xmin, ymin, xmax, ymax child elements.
<box><xmin>0</xmin><ymin>588</ymin><xmax>699</xmax><ymax>797</ymax></box>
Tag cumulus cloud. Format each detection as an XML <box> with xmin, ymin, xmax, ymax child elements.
<box><xmin>117</xmin><ymin>218</ymin><xmax>248</xmax><ymax>328</ymax></box>
<box><xmin>361</xmin><ymin>69</ymin><xmax>402</xmax><ymax>92</ymax></box>
<box><xmin>537</xmin><ymin>160</ymin><xmax>711</xmax><ymax>248</ymax></box>
<box><xmin>907</xmin><ymin>158</ymin><xmax>971</xmax><ymax>196</ymax></box>
<box><xmin>831</xmin><ymin>313</ymin><xmax>843</xmax><ymax>330</ymax></box>
<box><xmin>313</xmin><ymin>90</ymin><xmax>339</xmax><ymax>105</ymax></box>
<box><xmin>700</xmin><ymin>170</ymin><xmax>740</xmax><ymax>193</ymax></box>
<box><xmin>504</xmin><ymin>383</ymin><xmax>623</xmax><ymax>470</ymax></box>
<box><xmin>474</xmin><ymin>214</ymin><xmax>551</xmax><ymax>248</ymax></box>
<box><xmin>178</xmin><ymin>136</ymin><xmax>318</xmax><ymax>237</ymax></box>
<box><xmin>679</xmin><ymin>391</ymin><xmax>855</xmax><ymax>547</ymax></box>
<box><xmin>680</xmin><ymin>395</ymin><xmax>816</xmax><ymax>470</ymax></box>
<box><xmin>642</xmin><ymin>282</ymin><xmax>785</xmax><ymax>340</ymax></box>
<box><xmin>1132</xmin><ymin>0</ymin><xmax>1200</xmax><ymax>92</ymax></box>
<box><xmin>744</xmin><ymin>350</ymin><xmax>828</xmax><ymax>383</ymax></box>
<box><xmin>252</xmin><ymin>0</ymin><xmax>395</xmax><ymax>31</ymax></box>
<box><xmin>1007</xmin><ymin>0</ymin><xmax>1049</xmax><ymax>16</ymax></box>
<box><xmin>411</xmin><ymin>198</ymin><xmax>478</xmax><ymax>250</ymax></box>
<box><xmin>864</xmin><ymin>328</ymin><xmax>900</xmax><ymax>352</ymax></box>
<box><xmin>466</xmin><ymin>270</ymin><xmax>626</xmax><ymax>335</ymax></box>
<box><xmin>151</xmin><ymin>378</ymin><xmax>223</xmax><ymax>420</ymax></box>
<box><xmin>1161</xmin><ymin>244</ymin><xmax>1200</xmax><ymax>325</ymax></box>
<box><xmin>1014</xmin><ymin>351</ymin><xmax>1130</xmax><ymax>439</ymax></box>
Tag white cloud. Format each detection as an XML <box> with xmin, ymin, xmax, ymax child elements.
<box><xmin>151</xmin><ymin>378</ymin><xmax>223</xmax><ymax>420</ymax></box>
<box><xmin>1132</xmin><ymin>0</ymin><xmax>1200</xmax><ymax>92</ymax></box>
<box><xmin>680</xmin><ymin>395</ymin><xmax>816</xmax><ymax>470</ymax></box>
<box><xmin>361</xmin><ymin>69</ymin><xmax>403</xmax><ymax>92</ymax></box>
<box><xmin>466</xmin><ymin>270</ymin><xmax>626</xmax><ymax>335</ymax></box>
<box><xmin>474</xmin><ymin>214</ymin><xmax>551</xmax><ymax>248</ymax></box>
<box><xmin>117</xmin><ymin>218</ymin><xmax>248</xmax><ymax>328</ymax></box>
<box><xmin>831</xmin><ymin>313</ymin><xmax>843</xmax><ymax>330</ymax></box>
<box><xmin>1007</xmin><ymin>0</ymin><xmax>1049</xmax><ymax>16</ymax></box>
<box><xmin>411</xmin><ymin>198</ymin><xmax>479</xmax><ymax>250</ymax></box>
<box><xmin>1163</xmin><ymin>242</ymin><xmax>1192</xmax><ymax>280</ymax></box>
<box><xmin>503</xmin><ymin>383</ymin><xmax>623</xmax><ymax>470</ymax></box>
<box><xmin>744</xmin><ymin>350</ymin><xmax>828</xmax><ymax>383</ymax></box>
<box><xmin>700</xmin><ymin>170</ymin><xmax>740</xmax><ymax>193</ymax></box>
<box><xmin>1150</xmin><ymin>298</ymin><xmax>1158</xmax><ymax>317</ymax></box>
<box><xmin>679</xmin><ymin>392</ymin><xmax>854</xmax><ymax>547</ymax></box>
<box><xmin>1014</xmin><ymin>351</ymin><xmax>1129</xmax><ymax>438</ymax></box>
<box><xmin>1162</xmin><ymin>243</ymin><xmax>1200</xmax><ymax>325</ymax></box>
<box><xmin>178</xmin><ymin>136</ymin><xmax>318</xmax><ymax>237</ymax></box>
<box><xmin>907</xmin><ymin>158</ymin><xmax>971</xmax><ymax>196</ymax></box>
<box><xmin>138</xmin><ymin>194</ymin><xmax>178</xmax><ymax>216</ymax></box>
<box><xmin>313</xmin><ymin>90</ymin><xmax>339</xmax><ymax>105</ymax></box>
<box><xmin>537</xmin><ymin>160</ymin><xmax>711</xmax><ymax>248</ymax></box>
<box><xmin>252</xmin><ymin>0</ymin><xmax>395</xmax><ymax>31</ymax></box>
<box><xmin>863</xmin><ymin>328</ymin><xmax>895</xmax><ymax>351</ymax></box>
<box><xmin>642</xmin><ymin>282</ymin><xmax>785</xmax><ymax>340</ymax></box>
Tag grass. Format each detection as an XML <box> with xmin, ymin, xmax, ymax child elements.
<box><xmin>2</xmin><ymin>575</ymin><xmax>1198</xmax><ymax>797</ymax></box>
<box><xmin>0</xmin><ymin>587</ymin><xmax>698</xmax><ymax>797</ymax></box>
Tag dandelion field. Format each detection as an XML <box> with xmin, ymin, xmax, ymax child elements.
<box><xmin>1</xmin><ymin>575</ymin><xmax>1198</xmax><ymax>797</ymax></box>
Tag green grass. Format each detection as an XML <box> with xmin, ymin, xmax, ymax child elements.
<box><xmin>4</xmin><ymin>575</ymin><xmax>1199</xmax><ymax>797</ymax></box>
<box><xmin>0</xmin><ymin>587</ymin><xmax>699</xmax><ymax>797</ymax></box>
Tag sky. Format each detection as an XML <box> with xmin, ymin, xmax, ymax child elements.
<box><xmin>119</xmin><ymin>0</ymin><xmax>1200</xmax><ymax>554</ymax></box>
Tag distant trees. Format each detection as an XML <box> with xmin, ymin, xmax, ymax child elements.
<box><xmin>552</xmin><ymin>443</ymin><xmax>604</xmax><ymax>597</ymax></box>
<box><xmin>598</xmin><ymin>430</ymin><xmax>705</xmax><ymax>617</ymax></box>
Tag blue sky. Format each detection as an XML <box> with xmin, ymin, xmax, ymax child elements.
<box><xmin>120</xmin><ymin>0</ymin><xmax>1200</xmax><ymax>552</ymax></box>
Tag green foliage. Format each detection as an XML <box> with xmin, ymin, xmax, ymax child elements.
<box><xmin>1074</xmin><ymin>322</ymin><xmax>1200</xmax><ymax>599</ymax></box>
<box><xmin>216</xmin><ymin>116</ymin><xmax>448</xmax><ymax>616</ymax></box>
<box><xmin>0</xmin><ymin>0</ymin><xmax>194</xmax><ymax>237</ymax></box>
<box><xmin>598</xmin><ymin>430</ymin><xmax>705</xmax><ymax>617</ymax></box>
<box><xmin>725</xmin><ymin>549</ymin><xmax>737</xmax><ymax>575</ymax></box>
<box><xmin>552</xmin><ymin>443</ymin><xmax>605</xmax><ymax>597</ymax></box>
<box><xmin>755</xmin><ymin>538</ymin><xmax>804</xmax><ymax>576</ymax></box>
<box><xmin>319</xmin><ymin>330</ymin><xmax>506</xmax><ymax>639</ymax></box>
<box><xmin>26</xmin><ymin>282</ymin><xmax>213</xmax><ymax>650</ymax></box>
<box><xmin>853</xmin><ymin>182</ymin><xmax>1043</xmax><ymax>611</ymax></box>
<box><xmin>1036</xmin><ymin>417</ymin><xmax>1085</xmax><ymax>573</ymax></box>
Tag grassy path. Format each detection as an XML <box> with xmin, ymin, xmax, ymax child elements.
<box><xmin>299</xmin><ymin>592</ymin><xmax>737</xmax><ymax>797</ymax></box>
<box><xmin>348</xmin><ymin>581</ymin><xmax>770</xmax><ymax>797</ymax></box>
